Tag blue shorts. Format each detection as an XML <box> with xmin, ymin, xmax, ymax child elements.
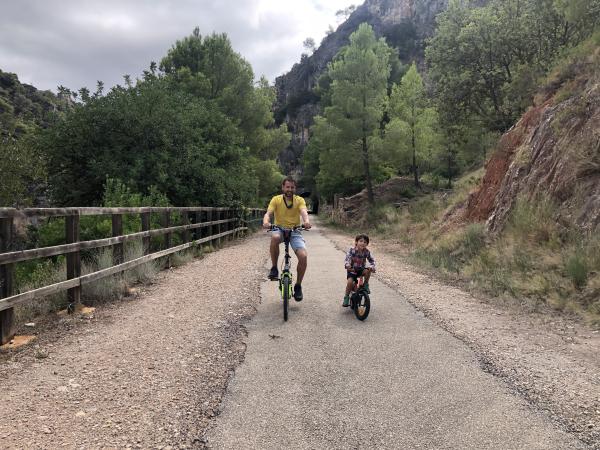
<box><xmin>272</xmin><ymin>229</ymin><xmax>306</xmax><ymax>251</ymax></box>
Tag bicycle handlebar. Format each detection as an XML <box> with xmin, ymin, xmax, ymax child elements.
<box><xmin>267</xmin><ymin>225</ymin><xmax>308</xmax><ymax>232</ymax></box>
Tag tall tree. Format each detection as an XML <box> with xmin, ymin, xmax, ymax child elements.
<box><xmin>386</xmin><ymin>63</ymin><xmax>440</xmax><ymax>188</ymax></box>
<box><xmin>426</xmin><ymin>0</ymin><xmax>597</xmax><ymax>133</ymax></box>
<box><xmin>321</xmin><ymin>23</ymin><xmax>392</xmax><ymax>203</ymax></box>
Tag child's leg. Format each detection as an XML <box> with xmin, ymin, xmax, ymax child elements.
<box><xmin>363</xmin><ymin>268</ymin><xmax>371</xmax><ymax>284</ymax></box>
<box><xmin>345</xmin><ymin>278</ymin><xmax>354</xmax><ymax>295</ymax></box>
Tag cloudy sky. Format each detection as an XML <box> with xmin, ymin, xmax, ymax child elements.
<box><xmin>0</xmin><ymin>0</ymin><xmax>357</xmax><ymax>93</ymax></box>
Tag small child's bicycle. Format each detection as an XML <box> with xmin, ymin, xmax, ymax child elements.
<box><xmin>349</xmin><ymin>270</ymin><xmax>371</xmax><ymax>321</ymax></box>
<box><xmin>268</xmin><ymin>225</ymin><xmax>305</xmax><ymax>322</ymax></box>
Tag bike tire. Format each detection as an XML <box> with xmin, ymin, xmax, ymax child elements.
<box><xmin>354</xmin><ymin>292</ymin><xmax>370</xmax><ymax>321</ymax></box>
<box><xmin>282</xmin><ymin>276</ymin><xmax>290</xmax><ymax>322</ymax></box>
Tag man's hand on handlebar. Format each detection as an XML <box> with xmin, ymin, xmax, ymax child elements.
<box><xmin>303</xmin><ymin>222</ymin><xmax>312</xmax><ymax>230</ymax></box>
<box><xmin>263</xmin><ymin>221</ymin><xmax>272</xmax><ymax>230</ymax></box>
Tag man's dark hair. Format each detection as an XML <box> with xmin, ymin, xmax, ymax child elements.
<box><xmin>355</xmin><ymin>234</ymin><xmax>369</xmax><ymax>244</ymax></box>
<box><xmin>281</xmin><ymin>176</ymin><xmax>296</xmax><ymax>186</ymax></box>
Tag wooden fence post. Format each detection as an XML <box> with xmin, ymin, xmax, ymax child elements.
<box><xmin>226</xmin><ymin>209</ymin><xmax>232</xmax><ymax>241</ymax></box>
<box><xmin>0</xmin><ymin>217</ymin><xmax>15</xmax><ymax>344</ymax></box>
<box><xmin>141</xmin><ymin>212</ymin><xmax>150</xmax><ymax>255</ymax></box>
<box><xmin>207</xmin><ymin>210</ymin><xmax>214</xmax><ymax>247</ymax></box>
<box><xmin>199</xmin><ymin>211</ymin><xmax>206</xmax><ymax>243</ymax></box>
<box><xmin>217</xmin><ymin>210</ymin><xmax>222</xmax><ymax>247</ymax></box>
<box><xmin>182</xmin><ymin>211</ymin><xmax>190</xmax><ymax>244</ymax></box>
<box><xmin>163</xmin><ymin>210</ymin><xmax>171</xmax><ymax>267</ymax></box>
<box><xmin>112</xmin><ymin>214</ymin><xmax>123</xmax><ymax>266</ymax></box>
<box><xmin>66</xmin><ymin>214</ymin><xmax>81</xmax><ymax>314</ymax></box>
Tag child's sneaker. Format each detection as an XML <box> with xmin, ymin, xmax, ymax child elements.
<box><xmin>342</xmin><ymin>295</ymin><xmax>350</xmax><ymax>307</ymax></box>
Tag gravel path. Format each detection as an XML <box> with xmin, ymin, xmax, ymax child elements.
<box><xmin>0</xmin><ymin>235</ymin><xmax>265</xmax><ymax>449</ymax></box>
<box><xmin>205</xmin><ymin>223</ymin><xmax>588</xmax><ymax>449</ymax></box>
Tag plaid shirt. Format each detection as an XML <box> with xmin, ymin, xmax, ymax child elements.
<box><xmin>344</xmin><ymin>247</ymin><xmax>376</xmax><ymax>271</ymax></box>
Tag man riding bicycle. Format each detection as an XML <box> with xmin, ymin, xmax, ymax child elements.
<box><xmin>263</xmin><ymin>176</ymin><xmax>312</xmax><ymax>301</ymax></box>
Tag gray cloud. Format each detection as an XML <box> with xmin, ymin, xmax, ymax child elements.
<box><xmin>0</xmin><ymin>0</ymin><xmax>356</xmax><ymax>92</ymax></box>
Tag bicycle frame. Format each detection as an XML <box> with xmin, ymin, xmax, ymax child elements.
<box><xmin>269</xmin><ymin>225</ymin><xmax>304</xmax><ymax>321</ymax></box>
<box><xmin>279</xmin><ymin>229</ymin><xmax>293</xmax><ymax>299</ymax></box>
<box><xmin>349</xmin><ymin>268</ymin><xmax>371</xmax><ymax>321</ymax></box>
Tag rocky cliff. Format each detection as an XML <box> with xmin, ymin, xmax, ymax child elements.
<box><xmin>274</xmin><ymin>0</ymin><xmax>452</xmax><ymax>177</ymax></box>
<box><xmin>463</xmin><ymin>43</ymin><xmax>600</xmax><ymax>233</ymax></box>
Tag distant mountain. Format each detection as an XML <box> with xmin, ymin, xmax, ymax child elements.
<box><xmin>0</xmin><ymin>69</ymin><xmax>70</xmax><ymax>137</ymax></box>
<box><xmin>274</xmin><ymin>0</ymin><xmax>484</xmax><ymax>177</ymax></box>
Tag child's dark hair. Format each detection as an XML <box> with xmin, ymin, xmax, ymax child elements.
<box><xmin>355</xmin><ymin>234</ymin><xmax>369</xmax><ymax>244</ymax></box>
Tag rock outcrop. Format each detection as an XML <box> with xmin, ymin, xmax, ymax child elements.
<box><xmin>464</xmin><ymin>46</ymin><xmax>600</xmax><ymax>233</ymax></box>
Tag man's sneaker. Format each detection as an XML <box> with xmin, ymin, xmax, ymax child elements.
<box><xmin>268</xmin><ymin>266</ymin><xmax>278</xmax><ymax>280</ymax></box>
<box><xmin>363</xmin><ymin>282</ymin><xmax>370</xmax><ymax>294</ymax></box>
<box><xmin>293</xmin><ymin>284</ymin><xmax>303</xmax><ymax>301</ymax></box>
<box><xmin>342</xmin><ymin>295</ymin><xmax>350</xmax><ymax>307</ymax></box>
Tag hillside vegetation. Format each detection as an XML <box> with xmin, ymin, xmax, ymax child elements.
<box><xmin>1</xmin><ymin>28</ymin><xmax>287</xmax><ymax>209</ymax></box>
<box><xmin>316</xmin><ymin>0</ymin><xmax>599</xmax><ymax>324</ymax></box>
<box><xmin>329</xmin><ymin>31</ymin><xmax>600</xmax><ymax>324</ymax></box>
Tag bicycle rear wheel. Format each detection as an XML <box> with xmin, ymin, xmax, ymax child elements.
<box><xmin>282</xmin><ymin>276</ymin><xmax>290</xmax><ymax>321</ymax></box>
<box><xmin>354</xmin><ymin>292</ymin><xmax>370</xmax><ymax>321</ymax></box>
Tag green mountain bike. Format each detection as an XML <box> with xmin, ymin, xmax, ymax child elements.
<box><xmin>269</xmin><ymin>225</ymin><xmax>305</xmax><ymax>321</ymax></box>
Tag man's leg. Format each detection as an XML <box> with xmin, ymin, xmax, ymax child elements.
<box><xmin>295</xmin><ymin>248</ymin><xmax>307</xmax><ymax>284</ymax></box>
<box><xmin>270</xmin><ymin>234</ymin><xmax>280</xmax><ymax>267</ymax></box>
<box><xmin>268</xmin><ymin>234</ymin><xmax>280</xmax><ymax>279</ymax></box>
<box><xmin>292</xmin><ymin>248</ymin><xmax>307</xmax><ymax>301</ymax></box>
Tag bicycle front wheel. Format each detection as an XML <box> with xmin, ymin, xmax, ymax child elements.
<box><xmin>282</xmin><ymin>276</ymin><xmax>290</xmax><ymax>322</ymax></box>
<box><xmin>354</xmin><ymin>292</ymin><xmax>370</xmax><ymax>321</ymax></box>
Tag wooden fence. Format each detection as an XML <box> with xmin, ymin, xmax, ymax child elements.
<box><xmin>0</xmin><ymin>207</ymin><xmax>264</xmax><ymax>345</ymax></box>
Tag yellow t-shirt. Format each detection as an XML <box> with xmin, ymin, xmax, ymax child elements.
<box><xmin>267</xmin><ymin>194</ymin><xmax>307</xmax><ymax>228</ymax></box>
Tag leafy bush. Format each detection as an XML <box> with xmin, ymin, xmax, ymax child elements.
<box><xmin>564</xmin><ymin>249</ymin><xmax>589</xmax><ymax>289</ymax></box>
<box><xmin>461</xmin><ymin>224</ymin><xmax>486</xmax><ymax>258</ymax></box>
<box><xmin>408</xmin><ymin>197</ymin><xmax>438</xmax><ymax>224</ymax></box>
<box><xmin>508</xmin><ymin>195</ymin><xmax>558</xmax><ymax>244</ymax></box>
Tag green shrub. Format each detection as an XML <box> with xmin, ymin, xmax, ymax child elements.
<box><xmin>368</xmin><ymin>203</ymin><xmax>400</xmax><ymax>226</ymax></box>
<box><xmin>512</xmin><ymin>246</ymin><xmax>534</xmax><ymax>273</ymax></box>
<box><xmin>408</xmin><ymin>196</ymin><xmax>438</xmax><ymax>224</ymax></box>
<box><xmin>461</xmin><ymin>224</ymin><xmax>486</xmax><ymax>258</ymax></box>
<box><xmin>564</xmin><ymin>249</ymin><xmax>589</xmax><ymax>290</ymax></box>
<box><xmin>508</xmin><ymin>195</ymin><xmax>558</xmax><ymax>244</ymax></box>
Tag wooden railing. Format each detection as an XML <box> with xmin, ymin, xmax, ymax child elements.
<box><xmin>0</xmin><ymin>207</ymin><xmax>264</xmax><ymax>344</ymax></box>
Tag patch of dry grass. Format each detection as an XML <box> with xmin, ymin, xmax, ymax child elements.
<box><xmin>329</xmin><ymin>169</ymin><xmax>600</xmax><ymax>325</ymax></box>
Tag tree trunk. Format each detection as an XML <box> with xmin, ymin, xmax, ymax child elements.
<box><xmin>362</xmin><ymin>133</ymin><xmax>374</xmax><ymax>204</ymax></box>
<box><xmin>362</xmin><ymin>91</ymin><xmax>374</xmax><ymax>205</ymax></box>
<box><xmin>412</xmin><ymin>124</ymin><xmax>420</xmax><ymax>188</ymax></box>
<box><xmin>447</xmin><ymin>149</ymin><xmax>452</xmax><ymax>189</ymax></box>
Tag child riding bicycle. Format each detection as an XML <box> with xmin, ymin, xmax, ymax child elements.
<box><xmin>343</xmin><ymin>234</ymin><xmax>376</xmax><ymax>307</ymax></box>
